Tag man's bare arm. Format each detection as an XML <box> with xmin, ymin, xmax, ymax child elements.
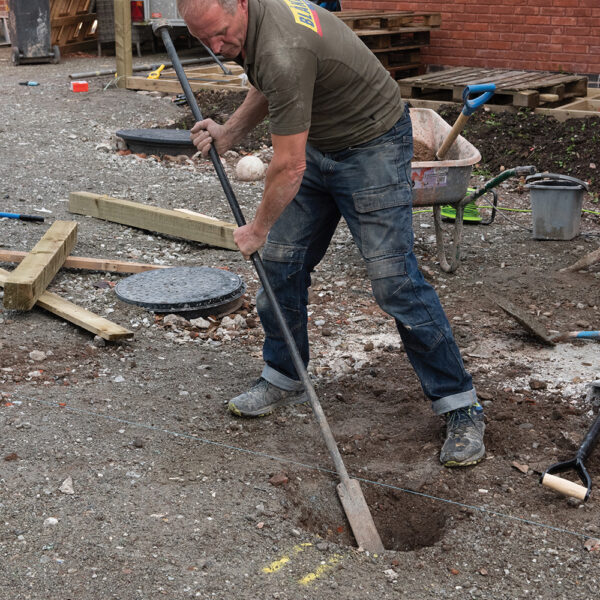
<box><xmin>191</xmin><ymin>86</ymin><xmax>269</xmax><ymax>156</ymax></box>
<box><xmin>234</xmin><ymin>129</ymin><xmax>309</xmax><ymax>258</ymax></box>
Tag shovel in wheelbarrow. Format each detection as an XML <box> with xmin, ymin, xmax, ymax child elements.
<box><xmin>152</xmin><ymin>19</ymin><xmax>384</xmax><ymax>554</ymax></box>
<box><xmin>436</xmin><ymin>83</ymin><xmax>496</xmax><ymax>160</ymax></box>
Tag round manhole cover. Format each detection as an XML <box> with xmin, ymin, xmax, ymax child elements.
<box><xmin>115</xmin><ymin>267</ymin><xmax>246</xmax><ymax>318</ymax></box>
<box><xmin>116</xmin><ymin>128</ymin><xmax>195</xmax><ymax>157</ymax></box>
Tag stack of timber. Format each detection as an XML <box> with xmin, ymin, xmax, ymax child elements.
<box><xmin>126</xmin><ymin>62</ymin><xmax>250</xmax><ymax>93</ymax></box>
<box><xmin>398</xmin><ymin>67</ymin><xmax>589</xmax><ymax>109</ymax></box>
<box><xmin>337</xmin><ymin>10</ymin><xmax>441</xmax><ymax>80</ymax></box>
<box><xmin>50</xmin><ymin>0</ymin><xmax>97</xmax><ymax>55</ymax></box>
<box><xmin>0</xmin><ymin>221</ymin><xmax>133</xmax><ymax>341</ymax></box>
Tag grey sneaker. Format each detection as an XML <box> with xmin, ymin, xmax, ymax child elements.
<box><xmin>440</xmin><ymin>402</ymin><xmax>486</xmax><ymax>467</ymax></box>
<box><xmin>228</xmin><ymin>378</ymin><xmax>308</xmax><ymax>417</ymax></box>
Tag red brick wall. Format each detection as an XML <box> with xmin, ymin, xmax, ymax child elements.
<box><xmin>0</xmin><ymin>0</ymin><xmax>8</xmax><ymax>14</ymax></box>
<box><xmin>343</xmin><ymin>0</ymin><xmax>600</xmax><ymax>74</ymax></box>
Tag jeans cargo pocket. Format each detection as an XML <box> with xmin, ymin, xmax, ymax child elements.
<box><xmin>353</xmin><ymin>182</ymin><xmax>413</xmax><ymax>259</ymax></box>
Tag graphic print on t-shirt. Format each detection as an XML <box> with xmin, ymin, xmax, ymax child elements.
<box><xmin>282</xmin><ymin>0</ymin><xmax>323</xmax><ymax>36</ymax></box>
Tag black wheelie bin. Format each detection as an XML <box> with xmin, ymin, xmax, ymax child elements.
<box><xmin>7</xmin><ymin>0</ymin><xmax>60</xmax><ymax>65</ymax></box>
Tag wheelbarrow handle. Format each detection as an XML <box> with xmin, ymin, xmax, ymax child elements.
<box><xmin>462</xmin><ymin>83</ymin><xmax>496</xmax><ymax>116</ymax></box>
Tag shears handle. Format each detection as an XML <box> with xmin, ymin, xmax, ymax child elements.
<box><xmin>462</xmin><ymin>84</ymin><xmax>496</xmax><ymax>116</ymax></box>
<box><xmin>147</xmin><ymin>64</ymin><xmax>166</xmax><ymax>80</ymax></box>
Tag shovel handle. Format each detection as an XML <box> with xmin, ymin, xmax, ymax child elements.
<box><xmin>436</xmin><ymin>84</ymin><xmax>495</xmax><ymax>160</ymax></box>
<box><xmin>462</xmin><ymin>83</ymin><xmax>496</xmax><ymax>116</ymax></box>
<box><xmin>541</xmin><ymin>473</ymin><xmax>588</xmax><ymax>501</ymax></box>
<box><xmin>436</xmin><ymin>113</ymin><xmax>469</xmax><ymax>160</ymax></box>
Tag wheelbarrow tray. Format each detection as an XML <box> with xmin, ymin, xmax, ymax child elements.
<box><xmin>410</xmin><ymin>108</ymin><xmax>481</xmax><ymax>207</ymax></box>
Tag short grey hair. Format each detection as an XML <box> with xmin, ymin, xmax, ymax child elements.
<box><xmin>177</xmin><ymin>0</ymin><xmax>239</xmax><ymax>18</ymax></box>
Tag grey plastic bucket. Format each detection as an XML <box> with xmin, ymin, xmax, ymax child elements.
<box><xmin>525</xmin><ymin>173</ymin><xmax>589</xmax><ymax>240</ymax></box>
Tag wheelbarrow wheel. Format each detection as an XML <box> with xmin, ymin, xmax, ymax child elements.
<box><xmin>51</xmin><ymin>45</ymin><xmax>61</xmax><ymax>64</ymax></box>
<box><xmin>11</xmin><ymin>47</ymin><xmax>20</xmax><ymax>66</ymax></box>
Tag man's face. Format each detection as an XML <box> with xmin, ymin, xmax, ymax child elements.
<box><xmin>185</xmin><ymin>0</ymin><xmax>249</xmax><ymax>58</ymax></box>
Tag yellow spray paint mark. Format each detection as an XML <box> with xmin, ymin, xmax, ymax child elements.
<box><xmin>297</xmin><ymin>554</ymin><xmax>342</xmax><ymax>585</ymax></box>
<box><xmin>262</xmin><ymin>543</ymin><xmax>312</xmax><ymax>574</ymax></box>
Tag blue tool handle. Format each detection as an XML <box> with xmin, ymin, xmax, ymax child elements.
<box><xmin>462</xmin><ymin>84</ymin><xmax>496</xmax><ymax>116</ymax></box>
<box><xmin>0</xmin><ymin>212</ymin><xmax>45</xmax><ymax>222</ymax></box>
<box><xmin>575</xmin><ymin>331</ymin><xmax>600</xmax><ymax>339</ymax></box>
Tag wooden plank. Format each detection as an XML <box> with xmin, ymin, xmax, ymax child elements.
<box><xmin>0</xmin><ymin>267</ymin><xmax>133</xmax><ymax>341</ymax></box>
<box><xmin>125</xmin><ymin>76</ymin><xmax>249</xmax><ymax>93</ymax></box>
<box><xmin>0</xmin><ymin>250</ymin><xmax>171</xmax><ymax>274</ymax></box>
<box><xmin>114</xmin><ymin>0</ymin><xmax>132</xmax><ymax>88</ymax></box>
<box><xmin>3</xmin><ymin>221</ymin><xmax>78</xmax><ymax>311</ymax></box>
<box><xmin>68</xmin><ymin>192</ymin><xmax>238</xmax><ymax>251</ymax></box>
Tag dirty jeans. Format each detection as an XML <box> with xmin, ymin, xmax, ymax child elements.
<box><xmin>256</xmin><ymin>106</ymin><xmax>476</xmax><ymax>415</ymax></box>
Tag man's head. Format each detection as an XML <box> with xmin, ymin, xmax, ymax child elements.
<box><xmin>177</xmin><ymin>0</ymin><xmax>249</xmax><ymax>58</ymax></box>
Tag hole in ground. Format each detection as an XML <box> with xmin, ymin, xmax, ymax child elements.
<box><xmin>283</xmin><ymin>471</ymin><xmax>448</xmax><ymax>552</ymax></box>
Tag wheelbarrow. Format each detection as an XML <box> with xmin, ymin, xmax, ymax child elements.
<box><xmin>410</xmin><ymin>108</ymin><xmax>535</xmax><ymax>272</ymax></box>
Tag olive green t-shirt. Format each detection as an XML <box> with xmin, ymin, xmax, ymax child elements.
<box><xmin>242</xmin><ymin>0</ymin><xmax>404</xmax><ymax>152</ymax></box>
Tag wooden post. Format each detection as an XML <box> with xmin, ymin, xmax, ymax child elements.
<box><xmin>0</xmin><ymin>267</ymin><xmax>133</xmax><ymax>341</ymax></box>
<box><xmin>114</xmin><ymin>0</ymin><xmax>132</xmax><ymax>88</ymax></box>
<box><xmin>3</xmin><ymin>221</ymin><xmax>78</xmax><ymax>311</ymax></box>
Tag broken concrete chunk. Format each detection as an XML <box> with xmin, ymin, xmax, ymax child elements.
<box><xmin>59</xmin><ymin>476</ymin><xmax>75</xmax><ymax>495</ymax></box>
<box><xmin>190</xmin><ymin>317</ymin><xmax>211</xmax><ymax>329</ymax></box>
<box><xmin>268</xmin><ymin>472</ymin><xmax>289</xmax><ymax>487</ymax></box>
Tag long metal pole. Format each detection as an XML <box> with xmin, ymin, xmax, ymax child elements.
<box><xmin>154</xmin><ymin>23</ymin><xmax>351</xmax><ymax>483</ymax></box>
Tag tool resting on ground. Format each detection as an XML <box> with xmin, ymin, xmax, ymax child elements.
<box><xmin>151</xmin><ymin>19</ymin><xmax>384</xmax><ymax>554</ymax></box>
<box><xmin>541</xmin><ymin>399</ymin><xmax>600</xmax><ymax>502</ymax></box>
<box><xmin>1</xmin><ymin>211</ymin><xmax>44</xmax><ymax>222</ymax></box>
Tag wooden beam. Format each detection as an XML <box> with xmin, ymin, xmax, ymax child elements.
<box><xmin>68</xmin><ymin>192</ymin><xmax>237</xmax><ymax>251</ymax></box>
<box><xmin>0</xmin><ymin>250</ymin><xmax>171</xmax><ymax>274</ymax></box>
<box><xmin>0</xmin><ymin>267</ymin><xmax>133</xmax><ymax>341</ymax></box>
<box><xmin>3</xmin><ymin>221</ymin><xmax>78</xmax><ymax>311</ymax></box>
<box><xmin>114</xmin><ymin>0</ymin><xmax>132</xmax><ymax>88</ymax></box>
<box><xmin>125</xmin><ymin>76</ymin><xmax>249</xmax><ymax>94</ymax></box>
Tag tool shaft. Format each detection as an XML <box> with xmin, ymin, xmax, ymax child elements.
<box><xmin>157</xmin><ymin>26</ymin><xmax>351</xmax><ymax>483</ymax></box>
<box><xmin>0</xmin><ymin>212</ymin><xmax>44</xmax><ymax>222</ymax></box>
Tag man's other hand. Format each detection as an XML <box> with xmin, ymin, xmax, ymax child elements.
<box><xmin>190</xmin><ymin>119</ymin><xmax>231</xmax><ymax>157</ymax></box>
<box><xmin>233</xmin><ymin>223</ymin><xmax>267</xmax><ymax>260</ymax></box>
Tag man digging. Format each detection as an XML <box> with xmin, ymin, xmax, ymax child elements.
<box><xmin>179</xmin><ymin>0</ymin><xmax>485</xmax><ymax>467</ymax></box>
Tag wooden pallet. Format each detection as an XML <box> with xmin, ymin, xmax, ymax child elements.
<box><xmin>337</xmin><ymin>11</ymin><xmax>441</xmax><ymax>30</ymax></box>
<box><xmin>50</xmin><ymin>0</ymin><xmax>97</xmax><ymax>54</ymax></box>
<box><xmin>399</xmin><ymin>67</ymin><xmax>589</xmax><ymax>108</ymax></box>
<box><xmin>336</xmin><ymin>11</ymin><xmax>439</xmax><ymax>82</ymax></box>
<box><xmin>126</xmin><ymin>62</ymin><xmax>251</xmax><ymax>93</ymax></box>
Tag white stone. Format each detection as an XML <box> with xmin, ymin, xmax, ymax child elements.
<box><xmin>190</xmin><ymin>317</ymin><xmax>211</xmax><ymax>329</ymax></box>
<box><xmin>29</xmin><ymin>350</ymin><xmax>46</xmax><ymax>362</ymax></box>
<box><xmin>59</xmin><ymin>476</ymin><xmax>75</xmax><ymax>495</ymax></box>
<box><xmin>44</xmin><ymin>517</ymin><xmax>59</xmax><ymax>527</ymax></box>
<box><xmin>235</xmin><ymin>156</ymin><xmax>265</xmax><ymax>181</ymax></box>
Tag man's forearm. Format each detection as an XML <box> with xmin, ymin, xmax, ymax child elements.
<box><xmin>252</xmin><ymin>158</ymin><xmax>304</xmax><ymax>237</ymax></box>
<box><xmin>224</xmin><ymin>86</ymin><xmax>269</xmax><ymax>146</ymax></box>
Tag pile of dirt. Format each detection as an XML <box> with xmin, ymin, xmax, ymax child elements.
<box><xmin>436</xmin><ymin>105</ymin><xmax>599</xmax><ymax>191</ymax></box>
<box><xmin>188</xmin><ymin>90</ymin><xmax>600</xmax><ymax>194</ymax></box>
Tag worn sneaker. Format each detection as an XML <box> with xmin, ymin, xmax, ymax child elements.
<box><xmin>440</xmin><ymin>402</ymin><xmax>486</xmax><ymax>467</ymax></box>
<box><xmin>228</xmin><ymin>378</ymin><xmax>308</xmax><ymax>417</ymax></box>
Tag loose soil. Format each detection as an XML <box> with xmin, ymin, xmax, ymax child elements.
<box><xmin>1</xmin><ymin>47</ymin><xmax>600</xmax><ymax>599</ymax></box>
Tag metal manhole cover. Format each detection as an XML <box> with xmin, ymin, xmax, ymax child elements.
<box><xmin>115</xmin><ymin>267</ymin><xmax>246</xmax><ymax>318</ymax></box>
<box><xmin>116</xmin><ymin>128</ymin><xmax>195</xmax><ymax>157</ymax></box>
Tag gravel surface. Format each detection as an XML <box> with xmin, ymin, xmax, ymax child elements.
<box><xmin>1</xmin><ymin>47</ymin><xmax>600</xmax><ymax>599</ymax></box>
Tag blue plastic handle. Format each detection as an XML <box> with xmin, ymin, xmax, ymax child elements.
<box><xmin>462</xmin><ymin>84</ymin><xmax>496</xmax><ymax>116</ymax></box>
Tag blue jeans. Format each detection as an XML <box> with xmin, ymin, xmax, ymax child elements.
<box><xmin>256</xmin><ymin>106</ymin><xmax>476</xmax><ymax>415</ymax></box>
